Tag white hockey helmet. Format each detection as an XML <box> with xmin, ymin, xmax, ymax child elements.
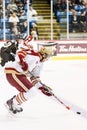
<box><xmin>39</xmin><ymin>47</ymin><xmax>51</xmax><ymax>59</ymax></box>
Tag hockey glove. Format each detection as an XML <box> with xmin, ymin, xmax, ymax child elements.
<box><xmin>39</xmin><ymin>86</ymin><xmax>52</xmax><ymax>96</ymax></box>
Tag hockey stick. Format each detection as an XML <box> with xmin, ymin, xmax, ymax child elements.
<box><xmin>29</xmin><ymin>71</ymin><xmax>87</xmax><ymax>118</ymax></box>
<box><xmin>40</xmin><ymin>83</ymin><xmax>87</xmax><ymax>118</ymax></box>
<box><xmin>29</xmin><ymin>71</ymin><xmax>73</xmax><ymax>109</ymax></box>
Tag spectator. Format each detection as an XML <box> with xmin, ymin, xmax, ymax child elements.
<box><xmin>15</xmin><ymin>1</ymin><xmax>24</xmax><ymax>13</ymax></box>
<box><xmin>82</xmin><ymin>3</ymin><xmax>87</xmax><ymax>22</ymax></box>
<box><xmin>28</xmin><ymin>4</ymin><xmax>38</xmax><ymax>26</ymax></box>
<box><xmin>74</xmin><ymin>0</ymin><xmax>83</xmax><ymax>5</ymax></box>
<box><xmin>24</xmin><ymin>4</ymin><xmax>38</xmax><ymax>34</ymax></box>
<box><xmin>19</xmin><ymin>20</ymin><xmax>27</xmax><ymax>34</ymax></box>
<box><xmin>71</xmin><ymin>10</ymin><xmax>81</xmax><ymax>32</ymax></box>
<box><xmin>30</xmin><ymin>23</ymin><xmax>38</xmax><ymax>40</ymax></box>
<box><xmin>53</xmin><ymin>0</ymin><xmax>59</xmax><ymax>15</ymax></box>
<box><xmin>9</xmin><ymin>11</ymin><xmax>20</xmax><ymax>38</ymax></box>
<box><xmin>69</xmin><ymin>0</ymin><xmax>75</xmax><ymax>11</ymax></box>
<box><xmin>83</xmin><ymin>0</ymin><xmax>87</xmax><ymax>4</ymax></box>
<box><xmin>21</xmin><ymin>0</ymin><xmax>32</xmax><ymax>5</ymax></box>
<box><xmin>7</xmin><ymin>0</ymin><xmax>18</xmax><ymax>14</ymax></box>
<box><xmin>60</xmin><ymin>0</ymin><xmax>67</xmax><ymax>11</ymax></box>
<box><xmin>12</xmin><ymin>22</ymin><xmax>20</xmax><ymax>35</ymax></box>
<box><xmin>79</xmin><ymin>3</ymin><xmax>87</xmax><ymax>32</ymax></box>
<box><xmin>79</xmin><ymin>12</ymin><xmax>87</xmax><ymax>32</ymax></box>
<box><xmin>19</xmin><ymin>9</ymin><xmax>27</xmax><ymax>20</ymax></box>
<box><xmin>0</xmin><ymin>0</ymin><xmax>3</xmax><ymax>18</ymax></box>
<box><xmin>69</xmin><ymin>0</ymin><xmax>76</xmax><ymax>23</ymax></box>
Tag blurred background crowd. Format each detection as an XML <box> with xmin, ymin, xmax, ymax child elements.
<box><xmin>0</xmin><ymin>0</ymin><xmax>87</xmax><ymax>40</ymax></box>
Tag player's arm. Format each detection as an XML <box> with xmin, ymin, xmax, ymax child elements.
<box><xmin>17</xmin><ymin>50</ymin><xmax>28</xmax><ymax>71</ymax></box>
<box><xmin>29</xmin><ymin>67</ymin><xmax>52</xmax><ymax>96</ymax></box>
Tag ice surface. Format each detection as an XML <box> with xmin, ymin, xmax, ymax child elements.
<box><xmin>0</xmin><ymin>59</ymin><xmax>87</xmax><ymax>130</ymax></box>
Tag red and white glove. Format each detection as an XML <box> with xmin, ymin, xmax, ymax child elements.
<box><xmin>34</xmin><ymin>81</ymin><xmax>52</xmax><ymax>96</ymax></box>
<box><xmin>24</xmin><ymin>35</ymin><xmax>32</xmax><ymax>45</ymax></box>
<box><xmin>30</xmin><ymin>75</ymin><xmax>52</xmax><ymax>96</ymax></box>
<box><xmin>38</xmin><ymin>86</ymin><xmax>52</xmax><ymax>96</ymax></box>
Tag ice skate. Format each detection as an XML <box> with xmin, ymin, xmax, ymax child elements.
<box><xmin>5</xmin><ymin>96</ymin><xmax>23</xmax><ymax>114</ymax></box>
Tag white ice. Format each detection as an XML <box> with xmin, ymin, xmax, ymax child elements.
<box><xmin>0</xmin><ymin>59</ymin><xmax>87</xmax><ymax>130</ymax></box>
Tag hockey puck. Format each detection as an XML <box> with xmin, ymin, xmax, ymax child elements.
<box><xmin>76</xmin><ymin>112</ymin><xmax>81</xmax><ymax>114</ymax></box>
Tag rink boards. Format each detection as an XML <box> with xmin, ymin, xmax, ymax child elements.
<box><xmin>0</xmin><ymin>40</ymin><xmax>87</xmax><ymax>61</ymax></box>
<box><xmin>37</xmin><ymin>40</ymin><xmax>87</xmax><ymax>60</ymax></box>
<box><xmin>51</xmin><ymin>55</ymin><xmax>87</xmax><ymax>60</ymax></box>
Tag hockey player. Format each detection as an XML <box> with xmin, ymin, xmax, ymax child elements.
<box><xmin>0</xmin><ymin>40</ymin><xmax>18</xmax><ymax>66</ymax></box>
<box><xmin>4</xmin><ymin>44</ymin><xmax>52</xmax><ymax>114</ymax></box>
<box><xmin>0</xmin><ymin>35</ymin><xmax>33</xmax><ymax>67</ymax></box>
